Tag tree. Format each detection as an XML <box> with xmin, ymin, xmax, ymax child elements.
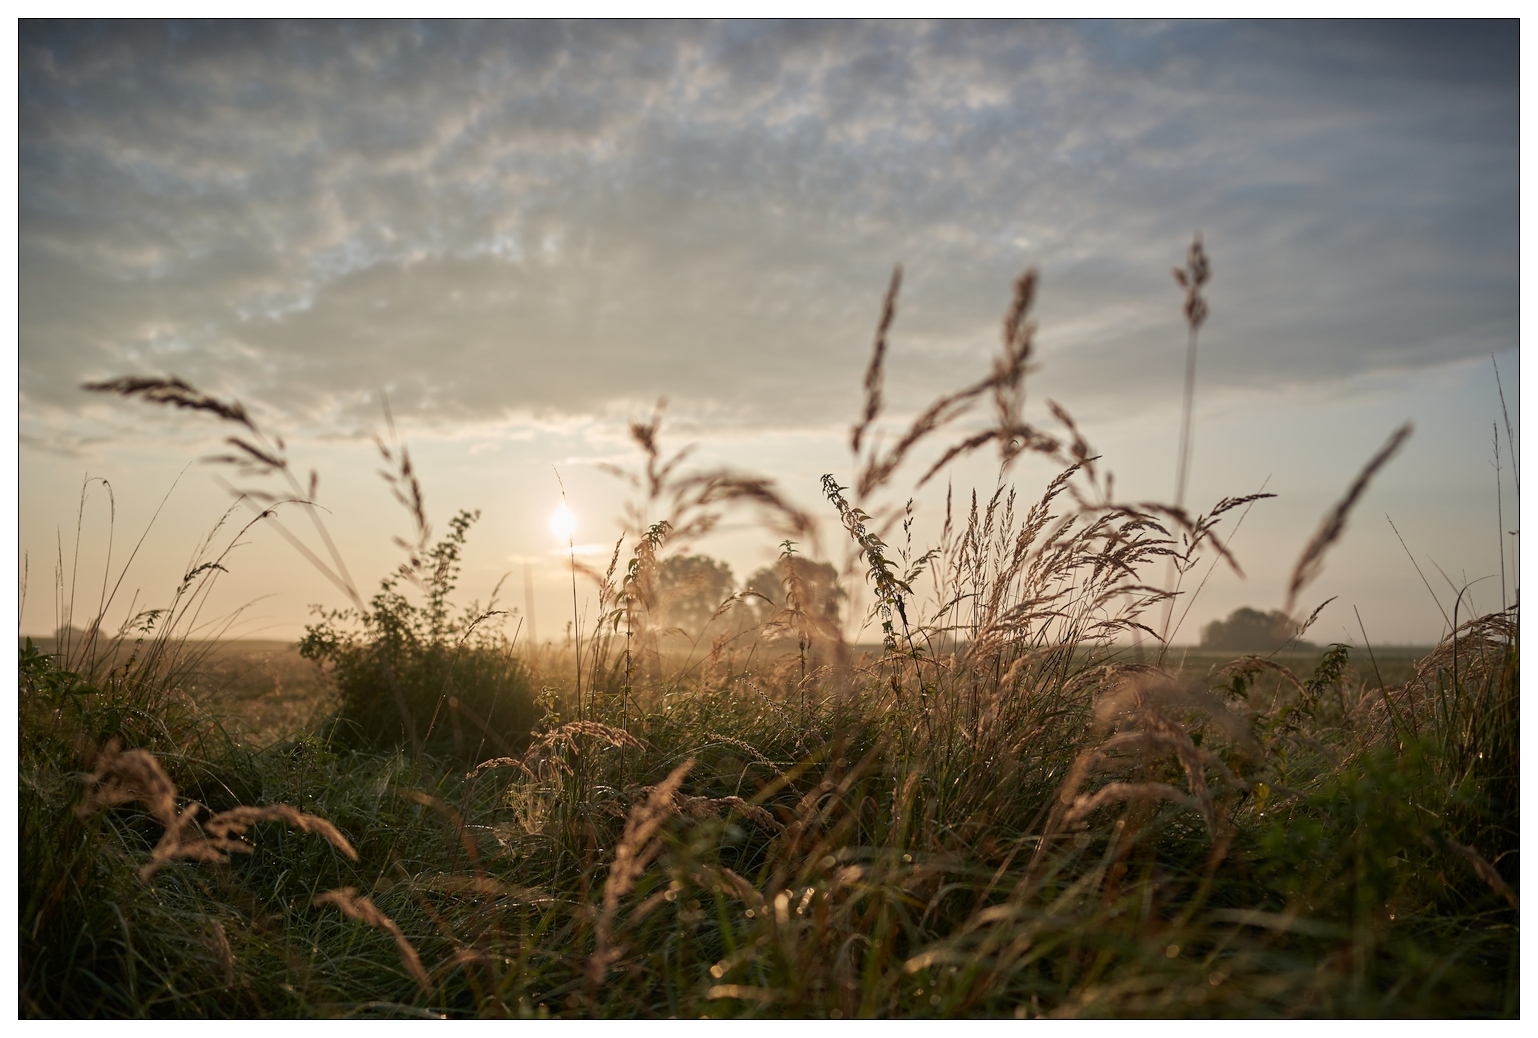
<box><xmin>743</xmin><ymin>556</ymin><xmax>844</xmax><ymax>657</ymax></box>
<box><xmin>743</xmin><ymin>558</ymin><xmax>838</xmax><ymax>617</ymax></box>
<box><xmin>1200</xmin><ymin>606</ymin><xmax>1315</xmax><ymax>653</ymax></box>
<box><xmin>656</xmin><ymin>554</ymin><xmax>737</xmax><ymax>638</ymax></box>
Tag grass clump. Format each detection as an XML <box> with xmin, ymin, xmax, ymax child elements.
<box><xmin>22</xmin><ymin>248</ymin><xmax>1517</xmax><ymax>1019</ymax></box>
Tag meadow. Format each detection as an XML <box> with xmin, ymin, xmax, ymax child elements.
<box><xmin>19</xmin><ymin>256</ymin><xmax>1518</xmax><ymax>1018</ymax></box>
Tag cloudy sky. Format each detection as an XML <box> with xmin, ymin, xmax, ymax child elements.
<box><xmin>17</xmin><ymin>20</ymin><xmax>1519</xmax><ymax>646</ymax></box>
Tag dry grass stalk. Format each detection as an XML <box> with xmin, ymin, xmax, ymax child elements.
<box><xmin>705</xmin><ymin>984</ymin><xmax>785</xmax><ymax>1003</ymax></box>
<box><xmin>1029</xmin><ymin>671</ymin><xmax>1256</xmax><ymax>874</ymax></box>
<box><xmin>441</xmin><ymin>947</ymin><xmax>494</xmax><ymax>974</ymax></box>
<box><xmin>400</xmin><ymin>789</ymin><xmax>484</xmax><ymax>876</ymax></box>
<box><xmin>1405</xmin><ymin>608</ymin><xmax>1516</xmax><ymax>689</ymax></box>
<box><xmin>464</xmin><ymin>755</ymin><xmax>540</xmax><ymax>782</ymax></box>
<box><xmin>530</xmin><ymin>720</ymin><xmax>645</xmax><ymax>757</ymax></box>
<box><xmin>84</xmin><ymin>373</ymin><xmax>366</xmax><ymax>613</ymax></box>
<box><xmin>672</xmin><ymin>793</ymin><xmax>782</xmax><ymax>831</ymax></box>
<box><xmin>1285</xmin><ymin>423</ymin><xmax>1412</xmax><ymax>616</ymax></box>
<box><xmin>415</xmin><ymin>875</ymin><xmax>543</xmax><ymax>900</ymax></box>
<box><xmin>313</xmin><ymin>887</ymin><xmax>431</xmax><ymax>993</ymax></box>
<box><xmin>208</xmin><ymin>919</ymin><xmax>235</xmax><ymax>988</ymax></box>
<box><xmin>1062</xmin><ymin>781</ymin><xmax>1200</xmax><ymax>828</ymax></box>
<box><xmin>1171</xmin><ymin>233</ymin><xmax>1211</xmax><ymax>510</ymax></box>
<box><xmin>1445</xmin><ymin>839</ymin><xmax>1518</xmax><ymax>910</ymax></box>
<box><xmin>374</xmin><ymin>399</ymin><xmax>432</xmax><ymax>583</ymax></box>
<box><xmin>917</xmin><ymin>272</ymin><xmax>1069</xmax><ymax>489</ymax></box>
<box><xmin>83</xmin><ymin>375</ymin><xmax>255</xmax><ymax>432</ymax></box>
<box><xmin>846</xmin><ymin>266</ymin><xmax>1069</xmax><ymax>500</ymax></box>
<box><xmin>701</xmin><ymin>731</ymin><xmax>791</xmax><ymax>782</ymax></box>
<box><xmin>933</xmin><ymin>463</ymin><xmax>1190</xmax><ymax>668</ymax></box>
<box><xmin>201</xmin><ymin>804</ymin><xmax>357</xmax><ymax>861</ymax></box>
<box><xmin>78</xmin><ymin>741</ymin><xmax>180</xmax><ymax>835</ymax></box>
<box><xmin>77</xmin><ymin>741</ymin><xmax>357</xmax><ymax>880</ymax></box>
<box><xmin>606</xmin><ymin>406</ymin><xmax>816</xmax><ymax>547</ymax></box>
<box><xmin>715</xmin><ymin>866</ymin><xmax>769</xmax><ymax>911</ymax></box>
<box><xmin>1213</xmin><ymin>656</ymin><xmax>1310</xmax><ymax>700</ymax></box>
<box><xmin>851</xmin><ymin>266</ymin><xmax>901</xmax><ymax>457</ymax></box>
<box><xmin>589</xmin><ymin>758</ymin><xmax>695</xmax><ymax>987</ymax></box>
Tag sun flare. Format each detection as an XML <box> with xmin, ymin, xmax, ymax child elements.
<box><xmin>549</xmin><ymin>504</ymin><xmax>577</xmax><ymax>542</ymax></box>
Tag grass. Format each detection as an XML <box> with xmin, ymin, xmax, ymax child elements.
<box><xmin>20</xmin><ymin>256</ymin><xmax>1518</xmax><ymax>1018</ymax></box>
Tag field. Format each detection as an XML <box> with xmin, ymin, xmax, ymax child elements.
<box><xmin>19</xmin><ymin>266</ymin><xmax>1518</xmax><ymax>1019</ymax></box>
<box><xmin>24</xmin><ymin>639</ymin><xmax>1434</xmax><ymax>755</ymax></box>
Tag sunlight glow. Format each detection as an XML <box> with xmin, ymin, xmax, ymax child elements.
<box><xmin>549</xmin><ymin>504</ymin><xmax>577</xmax><ymax>542</ymax></box>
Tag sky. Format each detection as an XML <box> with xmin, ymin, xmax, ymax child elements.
<box><xmin>15</xmin><ymin>19</ymin><xmax>1521</xmax><ymax>648</ymax></box>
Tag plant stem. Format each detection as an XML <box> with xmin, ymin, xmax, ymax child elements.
<box><xmin>555</xmin><ymin>467</ymin><xmax>582</xmax><ymax>722</ymax></box>
<box><xmin>1174</xmin><ymin>325</ymin><xmax>1200</xmax><ymax>512</ymax></box>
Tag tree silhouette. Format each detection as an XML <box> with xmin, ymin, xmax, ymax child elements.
<box><xmin>1200</xmin><ymin>606</ymin><xmax>1315</xmax><ymax>653</ymax></box>
<box><xmin>656</xmin><ymin>554</ymin><xmax>736</xmax><ymax>638</ymax></box>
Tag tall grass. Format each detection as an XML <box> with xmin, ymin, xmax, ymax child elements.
<box><xmin>20</xmin><ymin>254</ymin><xmax>1517</xmax><ymax>1018</ymax></box>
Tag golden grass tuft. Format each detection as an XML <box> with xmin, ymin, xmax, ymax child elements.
<box><xmin>531</xmin><ymin>720</ymin><xmax>645</xmax><ymax>755</ymax></box>
<box><xmin>202</xmin><ymin>804</ymin><xmax>357</xmax><ymax>861</ymax></box>
<box><xmin>312</xmin><ymin>887</ymin><xmax>431</xmax><ymax>993</ymax></box>
<box><xmin>589</xmin><ymin>757</ymin><xmax>696</xmax><ymax>988</ymax></box>
<box><xmin>77</xmin><ymin>740</ymin><xmax>356</xmax><ymax>880</ymax></box>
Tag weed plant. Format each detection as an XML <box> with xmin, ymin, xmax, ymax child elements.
<box><xmin>20</xmin><ymin>253</ymin><xmax>1517</xmax><ymax>1018</ymax></box>
<box><xmin>299</xmin><ymin>509</ymin><xmax>537</xmax><ymax>762</ymax></box>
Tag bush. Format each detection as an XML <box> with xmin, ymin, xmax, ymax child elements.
<box><xmin>1201</xmin><ymin>606</ymin><xmax>1316</xmax><ymax>652</ymax></box>
<box><xmin>300</xmin><ymin>510</ymin><xmax>536</xmax><ymax>761</ymax></box>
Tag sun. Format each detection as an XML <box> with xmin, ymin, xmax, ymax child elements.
<box><xmin>549</xmin><ymin>504</ymin><xmax>577</xmax><ymax>542</ymax></box>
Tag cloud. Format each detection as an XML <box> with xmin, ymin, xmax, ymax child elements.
<box><xmin>20</xmin><ymin>21</ymin><xmax>1517</xmax><ymax>452</ymax></box>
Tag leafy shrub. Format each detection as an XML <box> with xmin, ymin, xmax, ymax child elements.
<box><xmin>300</xmin><ymin>510</ymin><xmax>536</xmax><ymax>760</ymax></box>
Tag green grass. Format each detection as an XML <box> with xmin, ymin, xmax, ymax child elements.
<box><xmin>18</xmin><ymin>618</ymin><xmax>1518</xmax><ymax>1017</ymax></box>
